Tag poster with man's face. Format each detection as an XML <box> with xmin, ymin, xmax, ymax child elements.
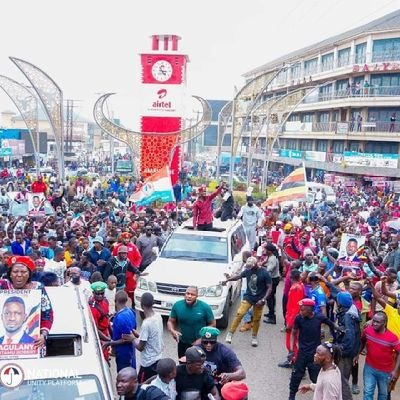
<box><xmin>27</xmin><ymin>192</ymin><xmax>46</xmax><ymax>217</ymax></box>
<box><xmin>0</xmin><ymin>289</ymin><xmax>41</xmax><ymax>359</ymax></box>
<box><xmin>338</xmin><ymin>233</ymin><xmax>366</xmax><ymax>273</ymax></box>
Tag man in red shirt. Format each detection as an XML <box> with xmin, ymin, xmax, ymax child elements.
<box><xmin>112</xmin><ymin>232</ymin><xmax>142</xmax><ymax>268</ymax></box>
<box><xmin>89</xmin><ymin>281</ymin><xmax>111</xmax><ymax>362</ymax></box>
<box><xmin>279</xmin><ymin>269</ymin><xmax>304</xmax><ymax>368</ymax></box>
<box><xmin>355</xmin><ymin>311</ymin><xmax>400</xmax><ymax>400</ymax></box>
<box><xmin>31</xmin><ymin>176</ymin><xmax>47</xmax><ymax>194</ymax></box>
<box><xmin>192</xmin><ymin>183</ymin><xmax>225</xmax><ymax>230</ymax></box>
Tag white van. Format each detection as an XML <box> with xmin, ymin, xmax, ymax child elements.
<box><xmin>0</xmin><ymin>287</ymin><xmax>114</xmax><ymax>399</ymax></box>
<box><xmin>135</xmin><ymin>218</ymin><xmax>250</xmax><ymax>329</ymax></box>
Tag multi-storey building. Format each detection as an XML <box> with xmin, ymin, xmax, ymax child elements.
<box><xmin>240</xmin><ymin>10</ymin><xmax>400</xmax><ymax>185</ymax></box>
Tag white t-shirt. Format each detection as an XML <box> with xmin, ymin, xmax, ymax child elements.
<box><xmin>139</xmin><ymin>313</ymin><xmax>164</xmax><ymax>367</ymax></box>
<box><xmin>105</xmin><ymin>288</ymin><xmax>116</xmax><ymax>315</ymax></box>
<box><xmin>64</xmin><ymin>280</ymin><xmax>92</xmax><ymax>300</ymax></box>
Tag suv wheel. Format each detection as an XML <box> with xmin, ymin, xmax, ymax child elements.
<box><xmin>217</xmin><ymin>296</ymin><xmax>231</xmax><ymax>329</ymax></box>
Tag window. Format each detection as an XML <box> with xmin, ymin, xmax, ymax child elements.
<box><xmin>355</xmin><ymin>43</ymin><xmax>367</xmax><ymax>64</ymax></box>
<box><xmin>336</xmin><ymin>79</ymin><xmax>349</xmax><ymax>96</ymax></box>
<box><xmin>319</xmin><ymin>84</ymin><xmax>333</xmax><ymax>100</ymax></box>
<box><xmin>317</xmin><ymin>140</ymin><xmax>328</xmax><ymax>152</ymax></box>
<box><xmin>276</xmin><ymin>69</ymin><xmax>287</xmax><ymax>84</ymax></box>
<box><xmin>288</xmin><ymin>113</ymin><xmax>300</xmax><ymax>121</ymax></box>
<box><xmin>291</xmin><ymin>63</ymin><xmax>301</xmax><ymax>80</ymax></box>
<box><xmin>321</xmin><ymin>53</ymin><xmax>334</xmax><ymax>72</ymax></box>
<box><xmin>231</xmin><ymin>226</ymin><xmax>246</xmax><ymax>259</ymax></box>
<box><xmin>338</xmin><ymin>48</ymin><xmax>350</xmax><ymax>67</ymax></box>
<box><xmin>0</xmin><ymin>375</ymin><xmax>104</xmax><ymax>399</ymax></box>
<box><xmin>332</xmin><ymin>140</ymin><xmax>344</xmax><ymax>153</ymax></box>
<box><xmin>319</xmin><ymin>112</ymin><xmax>330</xmax><ymax>122</ymax></box>
<box><xmin>372</xmin><ymin>38</ymin><xmax>400</xmax><ymax>62</ymax></box>
<box><xmin>286</xmin><ymin>139</ymin><xmax>297</xmax><ymax>150</ymax></box>
<box><xmin>370</xmin><ymin>74</ymin><xmax>400</xmax><ymax>95</ymax></box>
<box><xmin>364</xmin><ymin>141</ymin><xmax>398</xmax><ymax>154</ymax></box>
<box><xmin>160</xmin><ymin>233</ymin><xmax>228</xmax><ymax>263</ymax></box>
<box><xmin>222</xmin><ymin>133</ymin><xmax>231</xmax><ymax>147</ymax></box>
<box><xmin>304</xmin><ymin>58</ymin><xmax>318</xmax><ymax>75</ymax></box>
<box><xmin>302</xmin><ymin>113</ymin><xmax>314</xmax><ymax>122</ymax></box>
<box><xmin>348</xmin><ymin>141</ymin><xmax>359</xmax><ymax>152</ymax></box>
<box><xmin>300</xmin><ymin>139</ymin><xmax>313</xmax><ymax>151</ymax></box>
<box><xmin>368</xmin><ymin>108</ymin><xmax>400</xmax><ymax>122</ymax></box>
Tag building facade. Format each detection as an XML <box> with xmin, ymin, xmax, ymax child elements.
<box><xmin>240</xmin><ymin>10</ymin><xmax>400</xmax><ymax>184</ymax></box>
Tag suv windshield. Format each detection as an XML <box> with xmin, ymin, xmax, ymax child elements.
<box><xmin>160</xmin><ymin>233</ymin><xmax>228</xmax><ymax>263</ymax></box>
<box><xmin>0</xmin><ymin>375</ymin><xmax>104</xmax><ymax>399</ymax></box>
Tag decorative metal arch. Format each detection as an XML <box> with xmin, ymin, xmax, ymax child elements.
<box><xmin>216</xmin><ymin>101</ymin><xmax>233</xmax><ymax>181</ymax></box>
<box><xmin>261</xmin><ymin>81</ymin><xmax>336</xmax><ymax>190</ymax></box>
<box><xmin>10</xmin><ymin>57</ymin><xmax>65</xmax><ymax>180</ymax></box>
<box><xmin>228</xmin><ymin>62</ymin><xmax>296</xmax><ymax>188</ymax></box>
<box><xmin>0</xmin><ymin>75</ymin><xmax>39</xmax><ymax>157</ymax></box>
<box><xmin>93</xmin><ymin>93</ymin><xmax>212</xmax><ymax>174</ymax></box>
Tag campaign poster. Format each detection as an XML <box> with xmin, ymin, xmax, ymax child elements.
<box><xmin>0</xmin><ymin>289</ymin><xmax>41</xmax><ymax>359</ymax></box>
<box><xmin>27</xmin><ymin>192</ymin><xmax>46</xmax><ymax>217</ymax></box>
<box><xmin>338</xmin><ymin>234</ymin><xmax>366</xmax><ymax>278</ymax></box>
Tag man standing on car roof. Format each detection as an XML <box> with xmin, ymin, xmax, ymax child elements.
<box><xmin>192</xmin><ymin>182</ymin><xmax>225</xmax><ymax>231</ymax></box>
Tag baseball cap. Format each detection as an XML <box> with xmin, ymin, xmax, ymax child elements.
<box><xmin>185</xmin><ymin>346</ymin><xmax>206</xmax><ymax>363</ymax></box>
<box><xmin>118</xmin><ymin>245</ymin><xmax>128</xmax><ymax>253</ymax></box>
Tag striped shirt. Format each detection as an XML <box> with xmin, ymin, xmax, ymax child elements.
<box><xmin>363</xmin><ymin>325</ymin><xmax>400</xmax><ymax>373</ymax></box>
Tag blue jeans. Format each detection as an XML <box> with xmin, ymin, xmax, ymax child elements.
<box><xmin>363</xmin><ymin>363</ymin><xmax>390</xmax><ymax>400</ymax></box>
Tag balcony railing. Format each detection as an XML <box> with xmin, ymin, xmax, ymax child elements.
<box><xmin>284</xmin><ymin>120</ymin><xmax>400</xmax><ymax>134</ymax></box>
<box><xmin>303</xmin><ymin>86</ymin><xmax>400</xmax><ymax>103</ymax></box>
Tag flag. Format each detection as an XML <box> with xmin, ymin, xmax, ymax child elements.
<box><xmin>263</xmin><ymin>167</ymin><xmax>307</xmax><ymax>207</ymax></box>
<box><xmin>130</xmin><ymin>166</ymin><xmax>175</xmax><ymax>206</ymax></box>
<box><xmin>24</xmin><ymin>302</ymin><xmax>40</xmax><ymax>337</ymax></box>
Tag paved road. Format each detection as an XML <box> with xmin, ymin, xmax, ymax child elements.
<box><xmin>114</xmin><ymin>286</ymin><xmax>372</xmax><ymax>399</ymax></box>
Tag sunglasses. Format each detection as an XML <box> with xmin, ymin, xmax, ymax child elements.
<box><xmin>201</xmin><ymin>340</ymin><xmax>217</xmax><ymax>345</ymax></box>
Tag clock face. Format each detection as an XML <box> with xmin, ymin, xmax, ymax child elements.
<box><xmin>151</xmin><ymin>60</ymin><xmax>173</xmax><ymax>82</ymax></box>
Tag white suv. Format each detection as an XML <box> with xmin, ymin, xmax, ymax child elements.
<box><xmin>135</xmin><ymin>218</ymin><xmax>250</xmax><ymax>328</ymax></box>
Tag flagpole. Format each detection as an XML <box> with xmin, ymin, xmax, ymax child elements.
<box><xmin>302</xmin><ymin>161</ymin><xmax>310</xmax><ymax>222</ymax></box>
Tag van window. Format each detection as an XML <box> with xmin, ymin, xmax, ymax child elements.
<box><xmin>160</xmin><ymin>233</ymin><xmax>228</xmax><ymax>263</ymax></box>
<box><xmin>0</xmin><ymin>375</ymin><xmax>104</xmax><ymax>399</ymax></box>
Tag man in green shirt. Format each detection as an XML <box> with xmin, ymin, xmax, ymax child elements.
<box><xmin>167</xmin><ymin>286</ymin><xmax>216</xmax><ymax>358</ymax></box>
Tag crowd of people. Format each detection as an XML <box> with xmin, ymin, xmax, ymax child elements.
<box><xmin>0</xmin><ymin>166</ymin><xmax>400</xmax><ymax>399</ymax></box>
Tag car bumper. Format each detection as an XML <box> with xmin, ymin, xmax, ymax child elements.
<box><xmin>134</xmin><ymin>289</ymin><xmax>227</xmax><ymax>319</ymax></box>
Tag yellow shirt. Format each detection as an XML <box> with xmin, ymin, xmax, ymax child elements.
<box><xmin>64</xmin><ymin>251</ymin><xmax>73</xmax><ymax>267</ymax></box>
<box><xmin>384</xmin><ymin>304</ymin><xmax>400</xmax><ymax>339</ymax></box>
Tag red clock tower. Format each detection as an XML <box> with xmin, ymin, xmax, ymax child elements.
<box><xmin>140</xmin><ymin>34</ymin><xmax>189</xmax><ymax>184</ymax></box>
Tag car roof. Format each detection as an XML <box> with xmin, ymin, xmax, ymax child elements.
<box><xmin>46</xmin><ymin>287</ymin><xmax>90</xmax><ymax>336</ymax></box>
<box><xmin>177</xmin><ymin>218</ymin><xmax>243</xmax><ymax>237</ymax></box>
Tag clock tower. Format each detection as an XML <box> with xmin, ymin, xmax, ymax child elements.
<box><xmin>139</xmin><ymin>34</ymin><xmax>189</xmax><ymax>184</ymax></box>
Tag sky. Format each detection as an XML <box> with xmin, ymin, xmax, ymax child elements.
<box><xmin>0</xmin><ymin>0</ymin><xmax>399</xmax><ymax>128</ymax></box>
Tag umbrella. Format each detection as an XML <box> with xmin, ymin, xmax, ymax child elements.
<box><xmin>386</xmin><ymin>220</ymin><xmax>400</xmax><ymax>231</ymax></box>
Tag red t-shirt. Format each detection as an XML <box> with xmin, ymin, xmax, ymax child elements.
<box><xmin>363</xmin><ymin>325</ymin><xmax>400</xmax><ymax>372</ymax></box>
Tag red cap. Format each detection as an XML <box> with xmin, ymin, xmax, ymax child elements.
<box><xmin>8</xmin><ymin>256</ymin><xmax>36</xmax><ymax>272</ymax></box>
<box><xmin>120</xmin><ymin>232</ymin><xmax>132</xmax><ymax>239</ymax></box>
<box><xmin>299</xmin><ymin>298</ymin><xmax>315</xmax><ymax>307</ymax></box>
<box><xmin>221</xmin><ymin>381</ymin><xmax>249</xmax><ymax>400</ymax></box>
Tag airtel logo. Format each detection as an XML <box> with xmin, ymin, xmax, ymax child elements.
<box><xmin>157</xmin><ymin>89</ymin><xmax>167</xmax><ymax>99</ymax></box>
